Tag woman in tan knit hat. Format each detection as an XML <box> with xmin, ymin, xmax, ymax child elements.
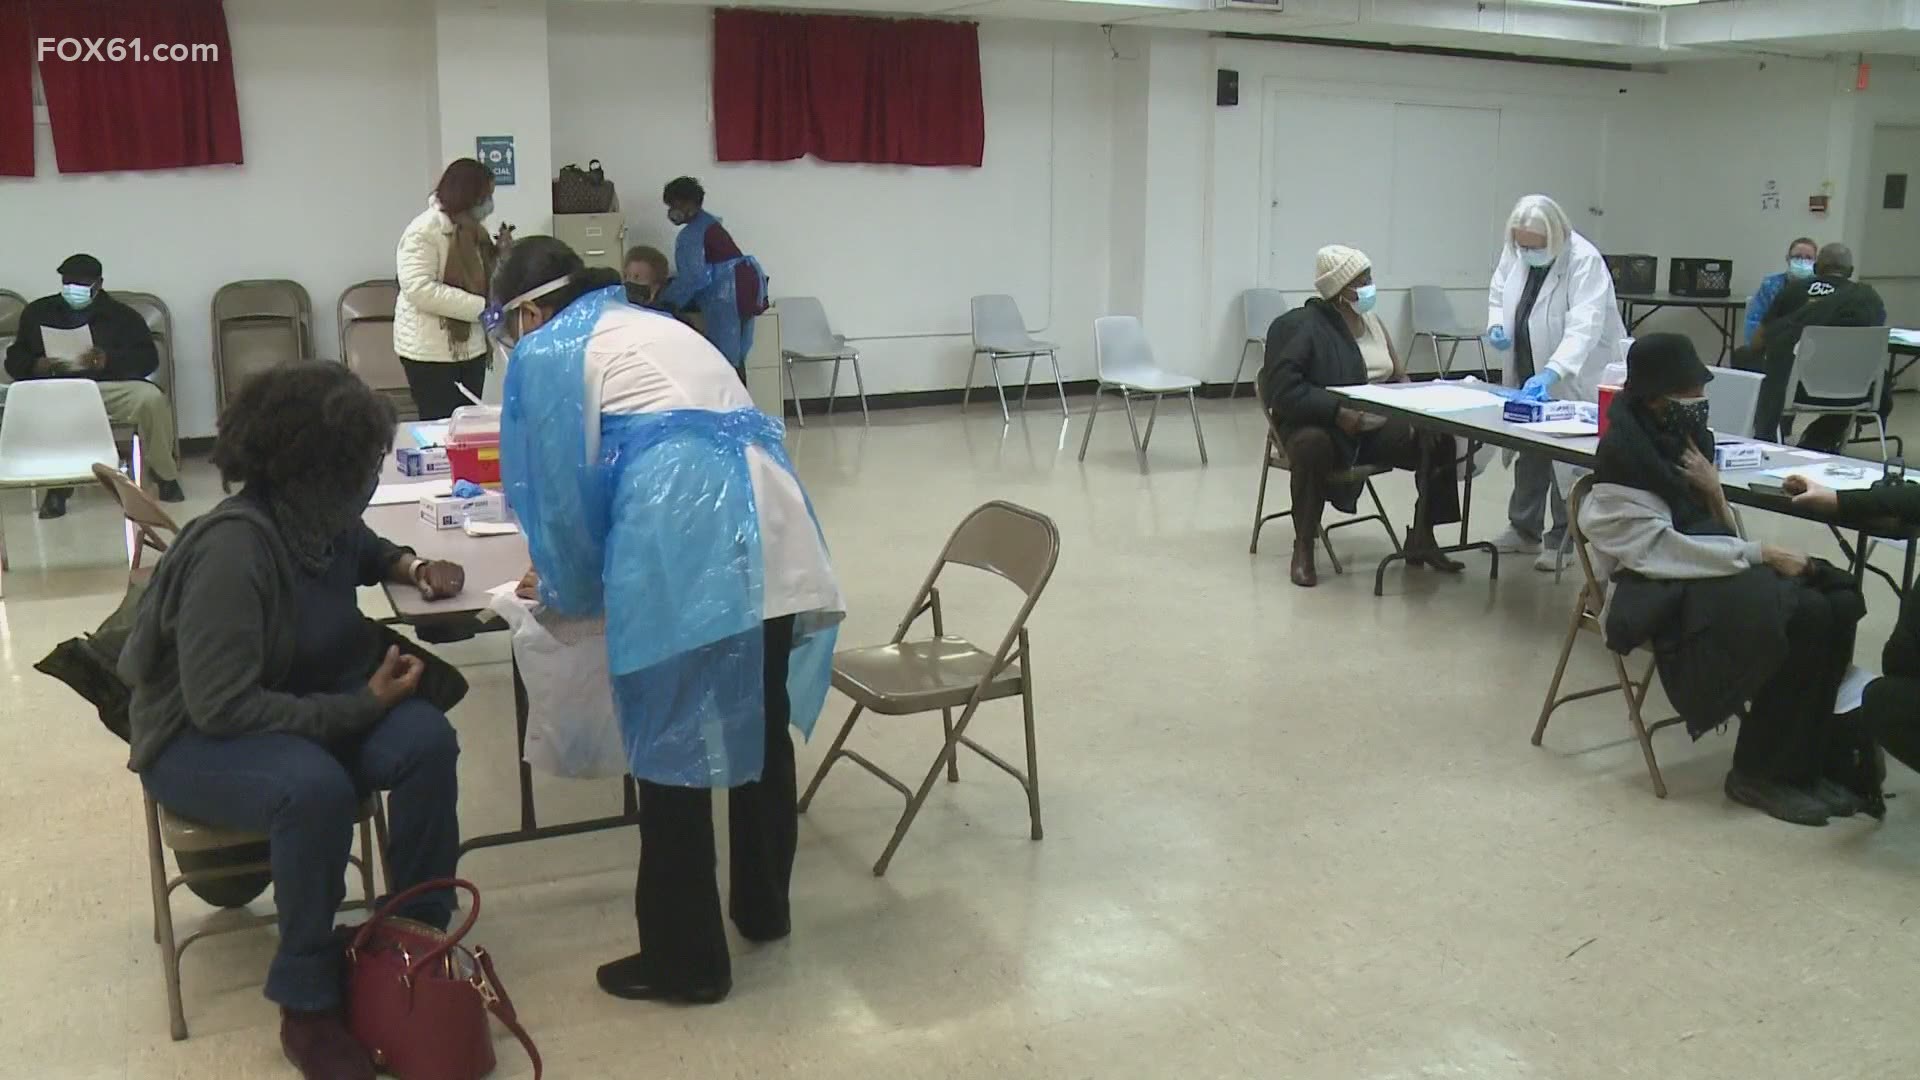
<box><xmin>1257</xmin><ymin>245</ymin><xmax>1463</xmax><ymax>587</ymax></box>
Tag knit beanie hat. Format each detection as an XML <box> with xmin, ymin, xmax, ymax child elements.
<box><xmin>1314</xmin><ymin>245</ymin><xmax>1371</xmax><ymax>299</ymax></box>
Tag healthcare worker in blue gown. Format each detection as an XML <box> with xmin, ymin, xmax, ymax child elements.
<box><xmin>654</xmin><ymin>175</ymin><xmax>768</xmax><ymax>375</ymax></box>
<box><xmin>493</xmin><ymin>236</ymin><xmax>843</xmax><ymax>1004</ymax></box>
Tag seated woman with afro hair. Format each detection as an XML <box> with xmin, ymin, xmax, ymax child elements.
<box><xmin>120</xmin><ymin>361</ymin><xmax>469</xmax><ymax>1080</ymax></box>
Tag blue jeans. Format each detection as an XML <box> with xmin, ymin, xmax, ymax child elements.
<box><xmin>141</xmin><ymin>700</ymin><xmax>461</xmax><ymax>1011</ymax></box>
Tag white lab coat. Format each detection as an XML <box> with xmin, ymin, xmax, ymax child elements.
<box><xmin>1485</xmin><ymin>230</ymin><xmax>1626</xmax><ymax>403</ymax></box>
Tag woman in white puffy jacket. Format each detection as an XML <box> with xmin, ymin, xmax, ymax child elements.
<box><xmin>393</xmin><ymin>158</ymin><xmax>512</xmax><ymax>419</ymax></box>
<box><xmin>1484</xmin><ymin>193</ymin><xmax>1626</xmax><ymax>569</ymax></box>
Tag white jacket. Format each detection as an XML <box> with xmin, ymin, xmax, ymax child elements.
<box><xmin>393</xmin><ymin>198</ymin><xmax>488</xmax><ymax>363</ymax></box>
<box><xmin>1486</xmin><ymin>229</ymin><xmax>1626</xmax><ymax>404</ymax></box>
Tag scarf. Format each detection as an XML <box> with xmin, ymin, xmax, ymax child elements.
<box><xmin>1592</xmin><ymin>394</ymin><xmax>1724</xmax><ymax>535</ymax></box>
<box><xmin>262</xmin><ymin>470</ymin><xmax>378</xmax><ymax>576</ymax></box>
<box><xmin>442</xmin><ymin>211</ymin><xmax>496</xmax><ymax>352</ymax></box>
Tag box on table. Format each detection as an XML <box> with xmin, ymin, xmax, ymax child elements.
<box><xmin>419</xmin><ymin>491</ymin><xmax>508</xmax><ymax>530</ymax></box>
<box><xmin>1714</xmin><ymin>441</ymin><xmax>1766</xmax><ymax>471</ymax></box>
<box><xmin>396</xmin><ymin>445</ymin><xmax>450</xmax><ymax>477</ymax></box>
<box><xmin>1503</xmin><ymin>398</ymin><xmax>1597</xmax><ymax>425</ymax></box>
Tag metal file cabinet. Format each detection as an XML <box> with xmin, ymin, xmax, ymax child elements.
<box><xmin>553</xmin><ymin>212</ymin><xmax>625</xmax><ymax>272</ymax></box>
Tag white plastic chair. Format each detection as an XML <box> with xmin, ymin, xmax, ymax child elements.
<box><xmin>966</xmin><ymin>295</ymin><xmax>1066</xmax><ymax>423</ymax></box>
<box><xmin>1781</xmin><ymin>325</ymin><xmax>1895</xmax><ymax>460</ymax></box>
<box><xmin>1410</xmin><ymin>286</ymin><xmax>1489</xmax><ymax>378</ymax></box>
<box><xmin>778</xmin><ymin>297</ymin><xmax>867</xmax><ymax>428</ymax></box>
<box><xmin>1705</xmin><ymin>367</ymin><xmax>1765</xmax><ymax>439</ymax></box>
<box><xmin>1077</xmin><ymin>316</ymin><xmax>1206</xmax><ymax>472</ymax></box>
<box><xmin>1232</xmin><ymin>289</ymin><xmax>1288</xmax><ymax>399</ymax></box>
<box><xmin>0</xmin><ymin>379</ymin><xmax>121</xmax><ymax>584</ymax></box>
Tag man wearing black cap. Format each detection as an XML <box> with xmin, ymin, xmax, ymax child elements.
<box><xmin>3</xmin><ymin>254</ymin><xmax>183</xmax><ymax>517</ymax></box>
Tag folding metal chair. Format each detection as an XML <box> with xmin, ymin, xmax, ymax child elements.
<box><xmin>1532</xmin><ymin>474</ymin><xmax>1683</xmax><ymax>797</ymax></box>
<box><xmin>1247</xmin><ymin>369</ymin><xmax>1400</xmax><ymax>570</ymax></box>
<box><xmin>115</xmin><ymin>291</ymin><xmax>180</xmax><ymax>466</ymax></box>
<box><xmin>92</xmin><ymin>462</ymin><xmax>177</xmax><ymax>581</ymax></box>
<box><xmin>799</xmin><ymin>501</ymin><xmax>1059</xmax><ymax>876</ymax></box>
<box><xmin>338</xmin><ymin>279</ymin><xmax>413</xmax><ymax>418</ymax></box>
<box><xmin>212</xmin><ymin>279</ymin><xmax>314</xmax><ymax>413</ymax></box>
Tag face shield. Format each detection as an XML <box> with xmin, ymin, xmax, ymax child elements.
<box><xmin>488</xmin><ymin>276</ymin><xmax>572</xmax><ymax>351</ymax></box>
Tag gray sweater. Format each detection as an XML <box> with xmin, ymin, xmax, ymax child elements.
<box><xmin>119</xmin><ymin>497</ymin><xmax>403</xmax><ymax>772</ymax></box>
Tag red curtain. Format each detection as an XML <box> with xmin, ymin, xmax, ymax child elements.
<box><xmin>714</xmin><ymin>10</ymin><xmax>985</xmax><ymax>168</ymax></box>
<box><xmin>0</xmin><ymin>0</ymin><xmax>32</xmax><ymax>176</ymax></box>
<box><xmin>30</xmin><ymin>0</ymin><xmax>242</xmax><ymax>173</ymax></box>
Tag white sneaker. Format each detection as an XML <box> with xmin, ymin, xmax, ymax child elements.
<box><xmin>1489</xmin><ymin>527</ymin><xmax>1541</xmax><ymax>555</ymax></box>
<box><xmin>1534</xmin><ymin>548</ymin><xmax>1564</xmax><ymax>573</ymax></box>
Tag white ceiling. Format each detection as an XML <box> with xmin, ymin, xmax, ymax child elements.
<box><xmin>587</xmin><ymin>0</ymin><xmax>1920</xmax><ymax>64</ymax></box>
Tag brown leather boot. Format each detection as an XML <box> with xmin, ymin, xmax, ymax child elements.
<box><xmin>281</xmin><ymin>1008</ymin><xmax>374</xmax><ymax>1080</ymax></box>
<box><xmin>1405</xmin><ymin>527</ymin><xmax>1464</xmax><ymax>573</ymax></box>
<box><xmin>1290</xmin><ymin>537</ymin><xmax>1318</xmax><ymax>587</ymax></box>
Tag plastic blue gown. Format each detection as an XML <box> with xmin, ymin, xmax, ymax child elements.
<box><xmin>500</xmin><ymin>285</ymin><xmax>836</xmax><ymax>788</ymax></box>
<box><xmin>657</xmin><ymin>210</ymin><xmax>767</xmax><ymax>372</ymax></box>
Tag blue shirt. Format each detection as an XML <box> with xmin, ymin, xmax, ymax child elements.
<box><xmin>1745</xmin><ymin>271</ymin><xmax>1788</xmax><ymax>343</ymax></box>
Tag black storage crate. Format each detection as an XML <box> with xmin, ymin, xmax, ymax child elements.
<box><xmin>1669</xmin><ymin>258</ymin><xmax>1733</xmax><ymax>298</ymax></box>
<box><xmin>1604</xmin><ymin>253</ymin><xmax>1658</xmax><ymax>294</ymax></box>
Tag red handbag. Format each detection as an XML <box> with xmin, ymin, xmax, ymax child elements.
<box><xmin>344</xmin><ymin>879</ymin><xmax>541</xmax><ymax>1080</ymax></box>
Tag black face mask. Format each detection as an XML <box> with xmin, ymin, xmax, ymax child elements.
<box><xmin>1651</xmin><ymin>397</ymin><xmax>1712</xmax><ymax>453</ymax></box>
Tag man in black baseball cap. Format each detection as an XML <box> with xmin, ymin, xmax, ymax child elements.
<box><xmin>4</xmin><ymin>253</ymin><xmax>183</xmax><ymax>516</ymax></box>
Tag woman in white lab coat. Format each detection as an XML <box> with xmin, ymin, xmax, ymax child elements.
<box><xmin>1484</xmin><ymin>193</ymin><xmax>1627</xmax><ymax>570</ymax></box>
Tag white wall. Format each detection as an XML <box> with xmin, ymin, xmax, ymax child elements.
<box><xmin>0</xmin><ymin>0</ymin><xmax>437</xmax><ymax>438</ymax></box>
<box><xmin>547</xmin><ymin>6</ymin><xmax>1116</xmax><ymax>396</ymax></box>
<box><xmin>1204</xmin><ymin>37</ymin><xmax>1653</xmax><ymax>381</ymax></box>
<box><xmin>435</xmin><ymin>0</ymin><xmax>553</xmax><ymax>237</ymax></box>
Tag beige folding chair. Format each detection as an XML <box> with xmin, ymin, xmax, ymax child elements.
<box><xmin>1247</xmin><ymin>369</ymin><xmax>1400</xmax><ymax>571</ymax></box>
<box><xmin>212</xmin><ymin>279</ymin><xmax>313</xmax><ymax>413</ymax></box>
<box><xmin>799</xmin><ymin>501</ymin><xmax>1059</xmax><ymax>876</ymax></box>
<box><xmin>93</xmin><ymin>462</ymin><xmax>177</xmax><ymax>581</ymax></box>
<box><xmin>338</xmin><ymin>279</ymin><xmax>413</xmax><ymax>418</ymax></box>
<box><xmin>1532</xmin><ymin>474</ymin><xmax>1683</xmax><ymax>798</ymax></box>
<box><xmin>115</xmin><ymin>291</ymin><xmax>180</xmax><ymax>468</ymax></box>
<box><xmin>0</xmin><ymin>288</ymin><xmax>25</xmax><ymax>358</ymax></box>
<box><xmin>146</xmin><ymin>792</ymin><xmax>387</xmax><ymax>1040</ymax></box>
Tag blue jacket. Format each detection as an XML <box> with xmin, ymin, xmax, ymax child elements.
<box><xmin>1745</xmin><ymin>271</ymin><xmax>1788</xmax><ymax>343</ymax></box>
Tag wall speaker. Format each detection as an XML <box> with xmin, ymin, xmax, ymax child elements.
<box><xmin>1217</xmin><ymin>69</ymin><xmax>1239</xmax><ymax>107</ymax></box>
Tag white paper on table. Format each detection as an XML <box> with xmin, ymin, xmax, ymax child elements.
<box><xmin>1787</xmin><ymin>449</ymin><xmax>1830</xmax><ymax>460</ymax></box>
<box><xmin>369</xmin><ymin>481</ymin><xmax>446</xmax><ymax>506</ymax></box>
<box><xmin>1760</xmin><ymin>461</ymin><xmax>1884</xmax><ymax>491</ymax></box>
<box><xmin>1891</xmin><ymin>328</ymin><xmax>1920</xmax><ymax>348</ymax></box>
<box><xmin>1517</xmin><ymin>419</ymin><xmax>1599</xmax><ymax>437</ymax></box>
<box><xmin>40</xmin><ymin>324</ymin><xmax>93</xmax><ymax>364</ymax></box>
<box><xmin>462</xmin><ymin>519</ymin><xmax>520</xmax><ymax>537</ymax></box>
<box><xmin>1835</xmin><ymin>666</ymin><xmax>1877</xmax><ymax>714</ymax></box>
<box><xmin>1340</xmin><ymin>381</ymin><xmax>1508</xmax><ymax>413</ymax></box>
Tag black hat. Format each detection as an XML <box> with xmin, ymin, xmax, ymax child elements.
<box><xmin>56</xmin><ymin>253</ymin><xmax>103</xmax><ymax>283</ymax></box>
<box><xmin>1623</xmin><ymin>333</ymin><xmax>1713</xmax><ymax>401</ymax></box>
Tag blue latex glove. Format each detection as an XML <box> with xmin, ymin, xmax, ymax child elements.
<box><xmin>451</xmin><ymin>479</ymin><xmax>487</xmax><ymax>498</ymax></box>
<box><xmin>1519</xmin><ymin>369</ymin><xmax>1560</xmax><ymax>401</ymax></box>
<box><xmin>1486</xmin><ymin>325</ymin><xmax>1512</xmax><ymax>351</ymax></box>
<box><xmin>480</xmin><ymin>302</ymin><xmax>505</xmax><ymax>337</ymax></box>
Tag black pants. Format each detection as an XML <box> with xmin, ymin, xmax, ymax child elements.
<box><xmin>1862</xmin><ymin>584</ymin><xmax>1920</xmax><ymax>775</ymax></box>
<box><xmin>1736</xmin><ymin>583</ymin><xmax>1858</xmax><ymax>785</ymax></box>
<box><xmin>400</xmin><ymin>356</ymin><xmax>488</xmax><ymax>421</ymax></box>
<box><xmin>1281</xmin><ymin>419</ymin><xmax>1461</xmax><ymax>542</ymax></box>
<box><xmin>634</xmin><ymin>616</ymin><xmax>796</xmax><ymax>990</ymax></box>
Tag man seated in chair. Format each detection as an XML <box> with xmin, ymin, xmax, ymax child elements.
<box><xmin>1738</xmin><ymin>242</ymin><xmax>1887</xmax><ymax>450</ymax></box>
<box><xmin>1581</xmin><ymin>334</ymin><xmax>1871</xmax><ymax>827</ymax></box>
<box><xmin>3</xmin><ymin>254</ymin><xmax>183</xmax><ymax>517</ymax></box>
<box><xmin>1260</xmin><ymin>244</ymin><xmax>1462</xmax><ymax>588</ymax></box>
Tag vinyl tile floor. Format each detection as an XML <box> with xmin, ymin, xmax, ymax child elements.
<box><xmin>3</xmin><ymin>397</ymin><xmax>1919</xmax><ymax>1079</ymax></box>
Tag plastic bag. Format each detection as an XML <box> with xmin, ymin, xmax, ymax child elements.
<box><xmin>487</xmin><ymin>590</ymin><xmax>626</xmax><ymax>780</ymax></box>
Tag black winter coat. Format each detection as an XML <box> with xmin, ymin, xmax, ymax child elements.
<box><xmin>1259</xmin><ymin>297</ymin><xmax>1371</xmax><ymax>511</ymax></box>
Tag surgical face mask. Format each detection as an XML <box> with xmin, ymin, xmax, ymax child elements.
<box><xmin>1350</xmin><ymin>283</ymin><xmax>1378</xmax><ymax>314</ymax></box>
<box><xmin>667</xmin><ymin>205</ymin><xmax>692</xmax><ymax>226</ymax></box>
<box><xmin>1787</xmin><ymin>257</ymin><xmax>1815</xmax><ymax>279</ymax></box>
<box><xmin>472</xmin><ymin>197</ymin><xmax>494</xmax><ymax>221</ymax></box>
<box><xmin>61</xmin><ymin>283</ymin><xmax>95</xmax><ymax>309</ymax></box>
<box><xmin>1520</xmin><ymin>246</ymin><xmax>1555</xmax><ymax>269</ymax></box>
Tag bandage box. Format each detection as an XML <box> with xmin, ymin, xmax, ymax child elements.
<box><xmin>420</xmin><ymin>491</ymin><xmax>507</xmax><ymax>530</ymax></box>
<box><xmin>396</xmin><ymin>446</ymin><xmax>450</xmax><ymax>478</ymax></box>
<box><xmin>1714</xmin><ymin>441</ymin><xmax>1766</xmax><ymax>471</ymax></box>
<box><xmin>1503</xmin><ymin>399</ymin><xmax>1596</xmax><ymax>425</ymax></box>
